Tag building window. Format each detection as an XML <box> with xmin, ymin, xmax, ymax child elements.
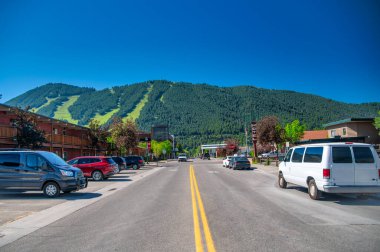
<box><xmin>343</xmin><ymin>128</ymin><xmax>347</xmax><ymax>136</ymax></box>
<box><xmin>331</xmin><ymin>130</ymin><xmax>336</xmax><ymax>138</ymax></box>
<box><xmin>53</xmin><ymin>128</ymin><xmax>58</xmax><ymax>135</ymax></box>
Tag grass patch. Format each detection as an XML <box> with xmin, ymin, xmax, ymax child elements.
<box><xmin>92</xmin><ymin>107</ymin><xmax>120</xmax><ymax>125</ymax></box>
<box><xmin>124</xmin><ymin>85</ymin><xmax>153</xmax><ymax>122</ymax></box>
<box><xmin>32</xmin><ymin>97</ymin><xmax>58</xmax><ymax>113</ymax></box>
<box><xmin>54</xmin><ymin>95</ymin><xmax>80</xmax><ymax>124</ymax></box>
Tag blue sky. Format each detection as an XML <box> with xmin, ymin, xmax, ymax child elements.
<box><xmin>0</xmin><ymin>0</ymin><xmax>379</xmax><ymax>103</ymax></box>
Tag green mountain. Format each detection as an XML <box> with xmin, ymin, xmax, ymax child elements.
<box><xmin>6</xmin><ymin>81</ymin><xmax>380</xmax><ymax>149</ymax></box>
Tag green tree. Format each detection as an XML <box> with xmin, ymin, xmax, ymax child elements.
<box><xmin>284</xmin><ymin>119</ymin><xmax>306</xmax><ymax>144</ymax></box>
<box><xmin>374</xmin><ymin>111</ymin><xmax>380</xmax><ymax>134</ymax></box>
<box><xmin>151</xmin><ymin>140</ymin><xmax>163</xmax><ymax>158</ymax></box>
<box><xmin>109</xmin><ymin>117</ymin><xmax>138</xmax><ymax>155</ymax></box>
<box><xmin>88</xmin><ymin>119</ymin><xmax>108</xmax><ymax>154</ymax></box>
<box><xmin>161</xmin><ymin>140</ymin><xmax>172</xmax><ymax>157</ymax></box>
<box><xmin>13</xmin><ymin>107</ymin><xmax>47</xmax><ymax>149</ymax></box>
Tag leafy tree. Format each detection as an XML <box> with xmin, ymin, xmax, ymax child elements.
<box><xmin>257</xmin><ymin>116</ymin><xmax>284</xmax><ymax>151</ymax></box>
<box><xmin>225</xmin><ymin>138</ymin><xmax>239</xmax><ymax>155</ymax></box>
<box><xmin>151</xmin><ymin>140</ymin><xmax>163</xmax><ymax>158</ymax></box>
<box><xmin>374</xmin><ymin>111</ymin><xmax>380</xmax><ymax>135</ymax></box>
<box><xmin>13</xmin><ymin>107</ymin><xmax>47</xmax><ymax>149</ymax></box>
<box><xmin>88</xmin><ymin>119</ymin><xmax>108</xmax><ymax>154</ymax></box>
<box><xmin>284</xmin><ymin>119</ymin><xmax>306</xmax><ymax>144</ymax></box>
<box><xmin>161</xmin><ymin>140</ymin><xmax>172</xmax><ymax>157</ymax></box>
<box><xmin>109</xmin><ymin>117</ymin><xmax>138</xmax><ymax>155</ymax></box>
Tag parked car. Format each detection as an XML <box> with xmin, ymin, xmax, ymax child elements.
<box><xmin>178</xmin><ymin>153</ymin><xmax>187</xmax><ymax>162</ymax></box>
<box><xmin>68</xmin><ymin>156</ymin><xmax>117</xmax><ymax>181</ymax></box>
<box><xmin>112</xmin><ymin>156</ymin><xmax>126</xmax><ymax>172</ymax></box>
<box><xmin>259</xmin><ymin>151</ymin><xmax>285</xmax><ymax>158</ymax></box>
<box><xmin>278</xmin><ymin>143</ymin><xmax>380</xmax><ymax>200</ymax></box>
<box><xmin>136</xmin><ymin>156</ymin><xmax>145</xmax><ymax>166</ymax></box>
<box><xmin>223</xmin><ymin>156</ymin><xmax>233</xmax><ymax>167</ymax></box>
<box><xmin>229</xmin><ymin>156</ymin><xmax>251</xmax><ymax>170</ymax></box>
<box><xmin>123</xmin><ymin>155</ymin><xmax>142</xmax><ymax>170</ymax></box>
<box><xmin>0</xmin><ymin>150</ymin><xmax>87</xmax><ymax>197</ymax></box>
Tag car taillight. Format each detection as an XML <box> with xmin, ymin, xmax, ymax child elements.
<box><xmin>138</xmin><ymin>160</ymin><xmax>143</xmax><ymax>163</ymax></box>
<box><xmin>323</xmin><ymin>168</ymin><xmax>330</xmax><ymax>179</ymax></box>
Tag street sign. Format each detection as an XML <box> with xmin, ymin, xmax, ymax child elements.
<box><xmin>251</xmin><ymin>121</ymin><xmax>257</xmax><ymax>142</ymax></box>
<box><xmin>162</xmin><ymin>149</ymin><xmax>167</xmax><ymax>155</ymax></box>
<box><xmin>286</xmin><ymin>142</ymin><xmax>290</xmax><ymax>147</ymax></box>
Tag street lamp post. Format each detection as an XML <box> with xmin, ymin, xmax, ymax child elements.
<box><xmin>171</xmin><ymin>134</ymin><xmax>175</xmax><ymax>159</ymax></box>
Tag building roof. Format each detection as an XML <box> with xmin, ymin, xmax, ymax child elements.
<box><xmin>323</xmin><ymin>118</ymin><xmax>374</xmax><ymax>128</ymax></box>
<box><xmin>301</xmin><ymin>130</ymin><xmax>328</xmax><ymax>140</ymax></box>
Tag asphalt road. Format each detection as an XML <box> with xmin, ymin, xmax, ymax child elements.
<box><xmin>1</xmin><ymin>159</ymin><xmax>380</xmax><ymax>252</ymax></box>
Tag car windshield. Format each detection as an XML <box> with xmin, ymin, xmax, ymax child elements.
<box><xmin>235</xmin><ymin>157</ymin><xmax>248</xmax><ymax>161</ymax></box>
<box><xmin>39</xmin><ymin>152</ymin><xmax>70</xmax><ymax>166</ymax></box>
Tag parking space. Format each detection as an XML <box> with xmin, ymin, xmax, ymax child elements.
<box><xmin>0</xmin><ymin>165</ymin><xmax>159</xmax><ymax>226</ymax></box>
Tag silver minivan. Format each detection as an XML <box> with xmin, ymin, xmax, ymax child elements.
<box><xmin>278</xmin><ymin>143</ymin><xmax>380</xmax><ymax>200</ymax></box>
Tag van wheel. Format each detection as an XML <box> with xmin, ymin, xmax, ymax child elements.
<box><xmin>92</xmin><ymin>170</ymin><xmax>103</xmax><ymax>181</ymax></box>
<box><xmin>43</xmin><ymin>182</ymin><xmax>60</xmax><ymax>198</ymax></box>
<box><xmin>278</xmin><ymin>174</ymin><xmax>287</xmax><ymax>189</ymax></box>
<box><xmin>308</xmin><ymin>179</ymin><xmax>321</xmax><ymax>200</ymax></box>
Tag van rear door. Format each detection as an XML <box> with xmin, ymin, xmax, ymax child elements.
<box><xmin>330</xmin><ymin>146</ymin><xmax>355</xmax><ymax>185</ymax></box>
<box><xmin>352</xmin><ymin>146</ymin><xmax>378</xmax><ymax>186</ymax></box>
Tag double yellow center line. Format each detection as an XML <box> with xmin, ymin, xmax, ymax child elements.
<box><xmin>189</xmin><ymin>164</ymin><xmax>216</xmax><ymax>252</ymax></box>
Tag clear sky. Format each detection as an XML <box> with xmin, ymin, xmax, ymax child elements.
<box><xmin>0</xmin><ymin>0</ymin><xmax>379</xmax><ymax>103</ymax></box>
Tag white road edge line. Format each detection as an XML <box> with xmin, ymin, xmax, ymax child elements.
<box><xmin>0</xmin><ymin>166</ymin><xmax>165</xmax><ymax>248</ymax></box>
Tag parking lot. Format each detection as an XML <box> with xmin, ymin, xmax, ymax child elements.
<box><xmin>0</xmin><ymin>164</ymin><xmax>161</xmax><ymax>227</ymax></box>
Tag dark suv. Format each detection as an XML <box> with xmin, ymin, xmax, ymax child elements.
<box><xmin>123</xmin><ymin>155</ymin><xmax>143</xmax><ymax>170</ymax></box>
<box><xmin>111</xmin><ymin>156</ymin><xmax>126</xmax><ymax>172</ymax></box>
<box><xmin>0</xmin><ymin>150</ymin><xmax>87</xmax><ymax>197</ymax></box>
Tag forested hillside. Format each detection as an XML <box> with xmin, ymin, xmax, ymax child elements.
<box><xmin>5</xmin><ymin>81</ymin><xmax>380</xmax><ymax>149</ymax></box>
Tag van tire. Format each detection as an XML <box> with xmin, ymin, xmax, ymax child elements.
<box><xmin>92</xmin><ymin>170</ymin><xmax>103</xmax><ymax>181</ymax></box>
<box><xmin>278</xmin><ymin>174</ymin><xmax>287</xmax><ymax>189</ymax></box>
<box><xmin>308</xmin><ymin>179</ymin><xmax>321</xmax><ymax>200</ymax></box>
<box><xmin>43</xmin><ymin>182</ymin><xmax>60</xmax><ymax>198</ymax></box>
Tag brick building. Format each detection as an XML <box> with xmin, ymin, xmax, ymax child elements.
<box><xmin>0</xmin><ymin>103</ymin><xmax>104</xmax><ymax>160</ymax></box>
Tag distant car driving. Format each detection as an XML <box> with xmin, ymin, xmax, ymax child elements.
<box><xmin>178</xmin><ymin>153</ymin><xmax>187</xmax><ymax>162</ymax></box>
<box><xmin>223</xmin><ymin>156</ymin><xmax>233</xmax><ymax>167</ymax></box>
<box><xmin>229</xmin><ymin>157</ymin><xmax>251</xmax><ymax>170</ymax></box>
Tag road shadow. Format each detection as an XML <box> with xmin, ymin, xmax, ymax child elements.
<box><xmin>111</xmin><ymin>175</ymin><xmax>130</xmax><ymax>178</ymax></box>
<box><xmin>120</xmin><ymin>171</ymin><xmax>137</xmax><ymax>174</ymax></box>
<box><xmin>91</xmin><ymin>178</ymin><xmax>132</xmax><ymax>183</ymax></box>
<box><xmin>0</xmin><ymin>191</ymin><xmax>102</xmax><ymax>201</ymax></box>
<box><xmin>229</xmin><ymin>167</ymin><xmax>257</xmax><ymax>171</ymax></box>
<box><xmin>285</xmin><ymin>185</ymin><xmax>380</xmax><ymax>206</ymax></box>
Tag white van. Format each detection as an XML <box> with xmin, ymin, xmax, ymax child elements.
<box><xmin>278</xmin><ymin>143</ymin><xmax>380</xmax><ymax>200</ymax></box>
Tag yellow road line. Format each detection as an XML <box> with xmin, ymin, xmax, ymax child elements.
<box><xmin>190</xmin><ymin>165</ymin><xmax>204</xmax><ymax>252</ymax></box>
<box><xmin>190</xmin><ymin>165</ymin><xmax>217</xmax><ymax>252</ymax></box>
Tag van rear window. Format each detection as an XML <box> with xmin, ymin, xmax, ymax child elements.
<box><xmin>332</xmin><ymin>147</ymin><xmax>352</xmax><ymax>163</ymax></box>
<box><xmin>304</xmin><ymin>147</ymin><xmax>323</xmax><ymax>163</ymax></box>
<box><xmin>353</xmin><ymin>147</ymin><xmax>374</xmax><ymax>163</ymax></box>
<box><xmin>0</xmin><ymin>154</ymin><xmax>21</xmax><ymax>167</ymax></box>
